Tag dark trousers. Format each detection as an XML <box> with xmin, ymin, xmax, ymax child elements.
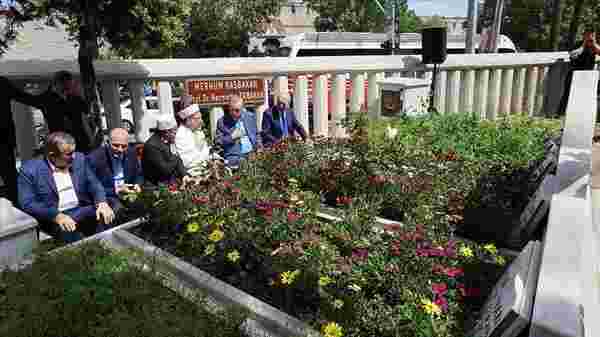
<box><xmin>0</xmin><ymin>144</ymin><xmax>17</xmax><ymax>204</ymax></box>
<box><xmin>39</xmin><ymin>205</ymin><xmax>108</xmax><ymax>244</ymax></box>
<box><xmin>558</xmin><ymin>70</ymin><xmax>574</xmax><ymax>115</ymax></box>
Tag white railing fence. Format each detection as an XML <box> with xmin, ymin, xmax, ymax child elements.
<box><xmin>0</xmin><ymin>52</ymin><xmax>577</xmax><ymax>160</ymax></box>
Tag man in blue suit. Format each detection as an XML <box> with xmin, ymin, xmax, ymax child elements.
<box><xmin>261</xmin><ymin>94</ymin><xmax>307</xmax><ymax>147</ymax></box>
<box><xmin>215</xmin><ymin>95</ymin><xmax>261</xmax><ymax>168</ymax></box>
<box><xmin>86</xmin><ymin>128</ymin><xmax>143</xmax><ymax>215</ymax></box>
<box><xmin>18</xmin><ymin>132</ymin><xmax>115</xmax><ymax>243</ymax></box>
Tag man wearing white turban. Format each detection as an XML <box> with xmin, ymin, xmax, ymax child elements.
<box><xmin>174</xmin><ymin>103</ymin><xmax>212</xmax><ymax>176</ymax></box>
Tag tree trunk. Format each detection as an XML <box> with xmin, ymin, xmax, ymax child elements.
<box><xmin>78</xmin><ymin>0</ymin><xmax>103</xmax><ymax>149</ymax></box>
<box><xmin>549</xmin><ymin>0</ymin><xmax>563</xmax><ymax>50</ymax></box>
<box><xmin>567</xmin><ymin>0</ymin><xmax>586</xmax><ymax>50</ymax></box>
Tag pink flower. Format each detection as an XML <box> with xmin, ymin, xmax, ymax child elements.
<box><xmin>351</xmin><ymin>248</ymin><xmax>369</xmax><ymax>263</ymax></box>
<box><xmin>434</xmin><ymin>296</ymin><xmax>449</xmax><ymax>312</ymax></box>
<box><xmin>287</xmin><ymin>211</ymin><xmax>302</xmax><ymax>223</ymax></box>
<box><xmin>223</xmin><ymin>180</ymin><xmax>233</xmax><ymax>189</ymax></box>
<box><xmin>444</xmin><ymin>240</ymin><xmax>457</xmax><ymax>258</ymax></box>
<box><xmin>192</xmin><ymin>195</ymin><xmax>209</xmax><ymax>204</ymax></box>
<box><xmin>444</xmin><ymin>267</ymin><xmax>464</xmax><ymax>278</ymax></box>
<box><xmin>416</xmin><ymin>248</ymin><xmax>445</xmax><ymax>257</ymax></box>
<box><xmin>231</xmin><ymin>188</ymin><xmax>241</xmax><ymax>194</ymax></box>
<box><xmin>431</xmin><ymin>283</ymin><xmax>448</xmax><ymax>296</ymax></box>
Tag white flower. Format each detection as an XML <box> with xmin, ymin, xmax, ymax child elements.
<box><xmin>385</xmin><ymin>125</ymin><xmax>399</xmax><ymax>140</ymax></box>
<box><xmin>348</xmin><ymin>284</ymin><xmax>362</xmax><ymax>292</ymax></box>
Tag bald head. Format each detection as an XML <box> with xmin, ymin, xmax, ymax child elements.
<box><xmin>110</xmin><ymin>128</ymin><xmax>129</xmax><ymax>142</ymax></box>
<box><xmin>109</xmin><ymin>128</ymin><xmax>129</xmax><ymax>158</ymax></box>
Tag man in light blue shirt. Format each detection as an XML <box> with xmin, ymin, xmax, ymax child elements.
<box><xmin>215</xmin><ymin>95</ymin><xmax>261</xmax><ymax>168</ymax></box>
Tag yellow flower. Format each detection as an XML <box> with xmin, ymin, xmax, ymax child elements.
<box><xmin>319</xmin><ymin>276</ymin><xmax>333</xmax><ymax>287</ymax></box>
<box><xmin>322</xmin><ymin>322</ymin><xmax>343</xmax><ymax>337</ymax></box>
<box><xmin>421</xmin><ymin>299</ymin><xmax>442</xmax><ymax>316</ymax></box>
<box><xmin>333</xmin><ymin>299</ymin><xmax>344</xmax><ymax>309</ymax></box>
<box><xmin>483</xmin><ymin>243</ymin><xmax>498</xmax><ymax>255</ymax></box>
<box><xmin>348</xmin><ymin>284</ymin><xmax>361</xmax><ymax>292</ymax></box>
<box><xmin>208</xmin><ymin>229</ymin><xmax>224</xmax><ymax>242</ymax></box>
<box><xmin>204</xmin><ymin>244</ymin><xmax>215</xmax><ymax>256</ymax></box>
<box><xmin>460</xmin><ymin>246</ymin><xmax>474</xmax><ymax>258</ymax></box>
<box><xmin>187</xmin><ymin>222</ymin><xmax>200</xmax><ymax>233</ymax></box>
<box><xmin>280</xmin><ymin>269</ymin><xmax>301</xmax><ymax>286</ymax></box>
<box><xmin>495</xmin><ymin>255</ymin><xmax>506</xmax><ymax>266</ymax></box>
<box><xmin>227</xmin><ymin>250</ymin><xmax>241</xmax><ymax>263</ymax></box>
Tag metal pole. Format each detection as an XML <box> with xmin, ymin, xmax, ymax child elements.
<box><xmin>490</xmin><ymin>0</ymin><xmax>504</xmax><ymax>53</ymax></box>
<box><xmin>465</xmin><ymin>0</ymin><xmax>478</xmax><ymax>53</ymax></box>
<box><xmin>428</xmin><ymin>64</ymin><xmax>438</xmax><ymax>114</ymax></box>
<box><xmin>391</xmin><ymin>1</ymin><xmax>396</xmax><ymax>55</ymax></box>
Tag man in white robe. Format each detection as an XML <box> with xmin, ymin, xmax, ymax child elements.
<box><xmin>175</xmin><ymin>104</ymin><xmax>212</xmax><ymax>176</ymax></box>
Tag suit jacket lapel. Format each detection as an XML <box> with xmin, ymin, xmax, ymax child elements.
<box><xmin>70</xmin><ymin>156</ymin><xmax>81</xmax><ymax>197</ymax></box>
<box><xmin>42</xmin><ymin>161</ymin><xmax>58</xmax><ymax>196</ymax></box>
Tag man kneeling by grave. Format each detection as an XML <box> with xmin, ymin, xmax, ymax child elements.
<box><xmin>17</xmin><ymin>132</ymin><xmax>115</xmax><ymax>243</ymax></box>
<box><xmin>86</xmin><ymin>128</ymin><xmax>143</xmax><ymax>221</ymax></box>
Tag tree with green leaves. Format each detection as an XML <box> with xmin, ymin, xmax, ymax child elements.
<box><xmin>1</xmin><ymin>0</ymin><xmax>192</xmax><ymax>146</ymax></box>
<box><xmin>183</xmin><ymin>0</ymin><xmax>285</xmax><ymax>58</ymax></box>
<box><xmin>305</xmin><ymin>0</ymin><xmax>420</xmax><ymax>33</ymax></box>
<box><xmin>420</xmin><ymin>14</ymin><xmax>447</xmax><ymax>29</ymax></box>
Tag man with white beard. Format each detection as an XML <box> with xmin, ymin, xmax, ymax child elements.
<box><xmin>174</xmin><ymin>103</ymin><xmax>213</xmax><ymax>176</ymax></box>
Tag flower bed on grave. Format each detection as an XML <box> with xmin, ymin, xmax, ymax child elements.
<box><xmin>0</xmin><ymin>241</ymin><xmax>246</xmax><ymax>337</ymax></box>
<box><xmin>238</xmin><ymin>113</ymin><xmax>561</xmax><ymax>249</ymax></box>
<box><xmin>127</xmin><ymin>168</ymin><xmax>513</xmax><ymax>337</ymax></box>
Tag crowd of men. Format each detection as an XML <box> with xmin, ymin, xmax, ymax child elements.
<box><xmin>1</xmin><ymin>71</ymin><xmax>307</xmax><ymax>244</ymax></box>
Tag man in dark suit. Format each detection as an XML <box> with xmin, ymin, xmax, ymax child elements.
<box><xmin>261</xmin><ymin>94</ymin><xmax>307</xmax><ymax>147</ymax></box>
<box><xmin>17</xmin><ymin>132</ymin><xmax>115</xmax><ymax>243</ymax></box>
<box><xmin>87</xmin><ymin>128</ymin><xmax>143</xmax><ymax>215</ymax></box>
<box><xmin>215</xmin><ymin>95</ymin><xmax>261</xmax><ymax>167</ymax></box>
<box><xmin>142</xmin><ymin>114</ymin><xmax>191</xmax><ymax>187</ymax></box>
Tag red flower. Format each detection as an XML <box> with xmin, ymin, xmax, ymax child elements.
<box><xmin>233</xmin><ymin>175</ymin><xmax>241</xmax><ymax>181</ymax></box>
<box><xmin>432</xmin><ymin>264</ymin><xmax>445</xmax><ymax>274</ymax></box>
<box><xmin>223</xmin><ymin>181</ymin><xmax>233</xmax><ymax>189</ymax></box>
<box><xmin>287</xmin><ymin>211</ymin><xmax>302</xmax><ymax>223</ymax></box>
<box><xmin>389</xmin><ymin>241</ymin><xmax>403</xmax><ymax>256</ymax></box>
<box><xmin>271</xmin><ymin>200</ymin><xmax>289</xmax><ymax>209</ymax></box>
<box><xmin>368</xmin><ymin>175</ymin><xmax>387</xmax><ymax>185</ymax></box>
<box><xmin>168</xmin><ymin>184</ymin><xmax>178</xmax><ymax>192</ymax></box>
<box><xmin>444</xmin><ymin>267</ymin><xmax>464</xmax><ymax>278</ymax></box>
<box><xmin>336</xmin><ymin>196</ymin><xmax>352</xmax><ymax>205</ymax></box>
<box><xmin>431</xmin><ymin>283</ymin><xmax>448</xmax><ymax>296</ymax></box>
<box><xmin>232</xmin><ymin>188</ymin><xmax>241</xmax><ymax>194</ymax></box>
<box><xmin>456</xmin><ymin>283</ymin><xmax>480</xmax><ymax>297</ymax></box>
<box><xmin>192</xmin><ymin>195</ymin><xmax>209</xmax><ymax>204</ymax></box>
<box><xmin>415</xmin><ymin>224</ymin><xmax>425</xmax><ymax>233</ymax></box>
<box><xmin>383</xmin><ymin>223</ymin><xmax>402</xmax><ymax>233</ymax></box>
<box><xmin>416</xmin><ymin>247</ymin><xmax>446</xmax><ymax>257</ymax></box>
<box><xmin>434</xmin><ymin>296</ymin><xmax>449</xmax><ymax>312</ymax></box>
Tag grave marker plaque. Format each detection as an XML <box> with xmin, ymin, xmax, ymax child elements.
<box><xmin>468</xmin><ymin>241</ymin><xmax>542</xmax><ymax>337</ymax></box>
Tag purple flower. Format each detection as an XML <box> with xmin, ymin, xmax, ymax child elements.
<box><xmin>351</xmin><ymin>248</ymin><xmax>369</xmax><ymax>263</ymax></box>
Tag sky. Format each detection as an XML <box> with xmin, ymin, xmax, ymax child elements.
<box><xmin>407</xmin><ymin>0</ymin><xmax>469</xmax><ymax>17</ymax></box>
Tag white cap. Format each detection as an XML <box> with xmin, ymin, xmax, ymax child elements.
<box><xmin>156</xmin><ymin>114</ymin><xmax>177</xmax><ymax>131</ymax></box>
<box><xmin>178</xmin><ymin>103</ymin><xmax>200</xmax><ymax>120</ymax></box>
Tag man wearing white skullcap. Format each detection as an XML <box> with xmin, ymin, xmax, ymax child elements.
<box><xmin>174</xmin><ymin>103</ymin><xmax>212</xmax><ymax>176</ymax></box>
<box><xmin>141</xmin><ymin>113</ymin><xmax>191</xmax><ymax>186</ymax></box>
